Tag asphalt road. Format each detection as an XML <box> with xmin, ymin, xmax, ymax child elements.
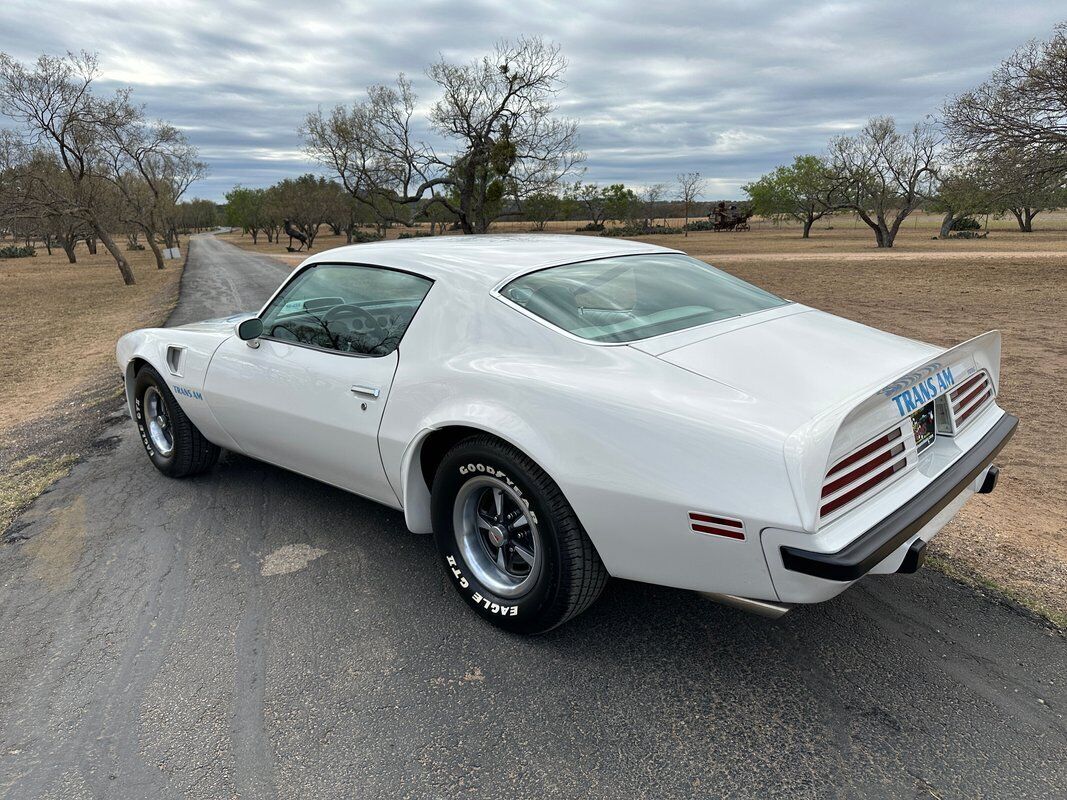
<box><xmin>1</xmin><ymin>235</ymin><xmax>1064</xmax><ymax>799</ymax></box>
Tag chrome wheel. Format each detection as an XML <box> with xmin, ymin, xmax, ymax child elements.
<box><xmin>143</xmin><ymin>387</ymin><xmax>174</xmax><ymax>457</ymax></box>
<box><xmin>453</xmin><ymin>476</ymin><xmax>542</xmax><ymax>598</ymax></box>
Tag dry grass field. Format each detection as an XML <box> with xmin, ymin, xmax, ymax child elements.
<box><xmin>3</xmin><ymin>220</ymin><xmax>1062</xmax><ymax>622</ymax></box>
<box><xmin>0</xmin><ymin>243</ymin><xmax>184</xmax><ymax>531</ymax></box>
<box><xmin>224</xmin><ymin>213</ymin><xmax>1067</xmax><ymax>623</ymax></box>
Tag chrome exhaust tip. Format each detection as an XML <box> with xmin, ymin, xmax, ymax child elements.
<box><xmin>699</xmin><ymin>592</ymin><xmax>793</xmax><ymax>619</ymax></box>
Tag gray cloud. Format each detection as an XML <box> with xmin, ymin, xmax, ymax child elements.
<box><xmin>1</xmin><ymin>0</ymin><xmax>1063</xmax><ymax>200</ymax></box>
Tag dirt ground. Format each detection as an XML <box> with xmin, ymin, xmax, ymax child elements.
<box><xmin>224</xmin><ymin>214</ymin><xmax>1067</xmax><ymax>624</ymax></box>
<box><xmin>0</xmin><ymin>242</ymin><xmax>184</xmax><ymax>531</ymax></box>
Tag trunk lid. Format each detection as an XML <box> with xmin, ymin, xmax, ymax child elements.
<box><xmin>631</xmin><ymin>307</ymin><xmax>939</xmax><ymax>418</ymax></box>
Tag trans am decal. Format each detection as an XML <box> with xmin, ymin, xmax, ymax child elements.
<box><xmin>889</xmin><ymin>367</ymin><xmax>954</xmax><ymax>417</ymax></box>
<box><xmin>172</xmin><ymin>384</ymin><xmax>203</xmax><ymax>400</ymax></box>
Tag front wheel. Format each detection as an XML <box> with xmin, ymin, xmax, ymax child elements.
<box><xmin>133</xmin><ymin>364</ymin><xmax>220</xmax><ymax>478</ymax></box>
<box><xmin>431</xmin><ymin>435</ymin><xmax>608</xmax><ymax>633</ymax></box>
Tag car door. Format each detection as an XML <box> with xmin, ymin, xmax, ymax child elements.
<box><xmin>203</xmin><ymin>261</ymin><xmax>433</xmax><ymax>507</ymax></box>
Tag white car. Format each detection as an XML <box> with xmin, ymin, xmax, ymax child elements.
<box><xmin>117</xmin><ymin>235</ymin><xmax>1017</xmax><ymax>632</ymax></box>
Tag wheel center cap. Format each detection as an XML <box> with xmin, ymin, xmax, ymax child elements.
<box><xmin>487</xmin><ymin>524</ymin><xmax>508</xmax><ymax>548</ymax></box>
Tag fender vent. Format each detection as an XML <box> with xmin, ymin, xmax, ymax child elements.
<box><xmin>165</xmin><ymin>346</ymin><xmax>184</xmax><ymax>376</ymax></box>
<box><xmin>950</xmin><ymin>370</ymin><xmax>993</xmax><ymax>430</ymax></box>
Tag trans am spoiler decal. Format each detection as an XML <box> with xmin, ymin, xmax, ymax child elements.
<box><xmin>783</xmin><ymin>331</ymin><xmax>1003</xmax><ymax>531</ymax></box>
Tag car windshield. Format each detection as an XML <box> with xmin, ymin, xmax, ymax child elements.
<box><xmin>499</xmin><ymin>253</ymin><xmax>788</xmax><ymax>343</ymax></box>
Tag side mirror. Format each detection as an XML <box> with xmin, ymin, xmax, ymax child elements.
<box><xmin>236</xmin><ymin>317</ymin><xmax>263</xmax><ymax>345</ymax></box>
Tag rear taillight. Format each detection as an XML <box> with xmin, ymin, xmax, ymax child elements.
<box><xmin>950</xmin><ymin>371</ymin><xmax>994</xmax><ymax>429</ymax></box>
<box><xmin>821</xmin><ymin>424</ymin><xmax>911</xmax><ymax>519</ymax></box>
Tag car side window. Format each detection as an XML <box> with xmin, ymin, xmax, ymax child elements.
<box><xmin>259</xmin><ymin>263</ymin><xmax>432</xmax><ymax>357</ymax></box>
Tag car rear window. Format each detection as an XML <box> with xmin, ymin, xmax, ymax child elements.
<box><xmin>499</xmin><ymin>253</ymin><xmax>788</xmax><ymax>343</ymax></box>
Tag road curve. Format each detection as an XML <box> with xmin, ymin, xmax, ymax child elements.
<box><xmin>0</xmin><ymin>235</ymin><xmax>1063</xmax><ymax>799</ymax></box>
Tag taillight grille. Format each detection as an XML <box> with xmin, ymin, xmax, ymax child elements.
<box><xmin>950</xmin><ymin>371</ymin><xmax>994</xmax><ymax>429</ymax></box>
<box><xmin>821</xmin><ymin>424</ymin><xmax>911</xmax><ymax>519</ymax></box>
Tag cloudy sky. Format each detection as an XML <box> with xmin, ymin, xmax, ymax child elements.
<box><xmin>1</xmin><ymin>0</ymin><xmax>1063</xmax><ymax>201</ymax></box>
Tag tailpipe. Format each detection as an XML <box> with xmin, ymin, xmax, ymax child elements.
<box><xmin>699</xmin><ymin>592</ymin><xmax>793</xmax><ymax>619</ymax></box>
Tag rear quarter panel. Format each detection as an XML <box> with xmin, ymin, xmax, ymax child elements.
<box><xmin>381</xmin><ymin>284</ymin><xmax>805</xmax><ymax>600</ymax></box>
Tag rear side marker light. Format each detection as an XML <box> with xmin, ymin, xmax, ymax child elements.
<box><xmin>688</xmin><ymin>512</ymin><xmax>745</xmax><ymax>540</ymax></box>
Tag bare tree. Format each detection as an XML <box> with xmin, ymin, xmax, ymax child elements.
<box><xmin>944</xmin><ymin>25</ymin><xmax>1067</xmax><ymax>176</ymax></box>
<box><xmin>676</xmin><ymin>171</ymin><xmax>706</xmax><ymax>236</ymax></box>
<box><xmin>102</xmin><ymin>114</ymin><xmax>205</xmax><ymax>268</ymax></box>
<box><xmin>0</xmin><ymin>136</ymin><xmax>96</xmax><ymax>262</ymax></box>
<box><xmin>0</xmin><ymin>52</ymin><xmax>137</xmax><ymax>283</ymax></box>
<box><xmin>303</xmin><ymin>37</ymin><xmax>584</xmax><ymax>234</ymax></box>
<box><xmin>828</xmin><ymin>117</ymin><xmax>939</xmax><ymax>248</ymax></box>
<box><xmin>983</xmin><ymin>148</ymin><xmax>1067</xmax><ymax>232</ymax></box>
<box><xmin>640</xmin><ymin>182</ymin><xmax>668</xmax><ymax>227</ymax></box>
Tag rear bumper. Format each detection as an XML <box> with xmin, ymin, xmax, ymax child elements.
<box><xmin>779</xmin><ymin>413</ymin><xmax>1018</xmax><ymax>582</ymax></box>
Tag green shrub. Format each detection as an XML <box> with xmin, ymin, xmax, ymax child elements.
<box><xmin>575</xmin><ymin>222</ymin><xmax>604</xmax><ymax>231</ymax></box>
<box><xmin>350</xmin><ymin>230</ymin><xmax>383</xmax><ymax>243</ymax></box>
<box><xmin>682</xmin><ymin>220</ymin><xmax>716</xmax><ymax>232</ymax></box>
<box><xmin>397</xmin><ymin>231</ymin><xmax>432</xmax><ymax>239</ymax></box>
<box><xmin>0</xmin><ymin>245</ymin><xmax>36</xmax><ymax>259</ymax></box>
<box><xmin>952</xmin><ymin>216</ymin><xmax>982</xmax><ymax>231</ymax></box>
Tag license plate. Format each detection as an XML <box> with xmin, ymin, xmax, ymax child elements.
<box><xmin>911</xmin><ymin>401</ymin><xmax>935</xmax><ymax>453</ymax></box>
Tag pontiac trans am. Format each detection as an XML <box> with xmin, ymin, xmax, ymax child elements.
<box><xmin>116</xmin><ymin>235</ymin><xmax>1017</xmax><ymax>632</ymax></box>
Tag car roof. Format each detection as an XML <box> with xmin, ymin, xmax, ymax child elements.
<box><xmin>298</xmin><ymin>234</ymin><xmax>684</xmax><ymax>287</ymax></box>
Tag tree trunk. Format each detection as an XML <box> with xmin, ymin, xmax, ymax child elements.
<box><xmin>939</xmin><ymin>212</ymin><xmax>956</xmax><ymax>239</ymax></box>
<box><xmin>879</xmin><ymin>221</ymin><xmax>897</xmax><ymax>247</ymax></box>
<box><xmin>250</xmin><ymin>228</ymin><xmax>259</xmax><ymax>244</ymax></box>
<box><xmin>855</xmin><ymin>211</ymin><xmax>893</xmax><ymax>248</ymax></box>
<box><xmin>61</xmin><ymin>236</ymin><xmax>77</xmax><ymax>264</ymax></box>
<box><xmin>145</xmin><ymin>232</ymin><xmax>166</xmax><ymax>270</ymax></box>
<box><xmin>802</xmin><ymin>215</ymin><xmax>814</xmax><ymax>239</ymax></box>
<box><xmin>44</xmin><ymin>234</ymin><xmax>53</xmax><ymax>255</ymax></box>
<box><xmin>1009</xmin><ymin>208</ymin><xmax>1033</xmax><ymax>232</ymax></box>
<box><xmin>86</xmin><ymin>236</ymin><xmax>98</xmax><ymax>255</ymax></box>
<box><xmin>92</xmin><ymin>224</ymin><xmax>136</xmax><ymax>285</ymax></box>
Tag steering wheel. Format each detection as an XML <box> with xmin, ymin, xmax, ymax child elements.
<box><xmin>322</xmin><ymin>305</ymin><xmax>381</xmax><ymax>332</ymax></box>
<box><xmin>323</xmin><ymin>303</ymin><xmax>381</xmax><ymax>332</ymax></box>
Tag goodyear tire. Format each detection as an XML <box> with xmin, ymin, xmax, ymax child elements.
<box><xmin>133</xmin><ymin>364</ymin><xmax>220</xmax><ymax>478</ymax></box>
<box><xmin>431</xmin><ymin>435</ymin><xmax>608</xmax><ymax>633</ymax></box>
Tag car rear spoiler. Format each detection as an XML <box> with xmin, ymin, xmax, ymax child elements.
<box><xmin>783</xmin><ymin>331</ymin><xmax>1004</xmax><ymax>531</ymax></box>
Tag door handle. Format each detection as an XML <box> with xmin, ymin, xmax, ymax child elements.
<box><xmin>350</xmin><ymin>385</ymin><xmax>381</xmax><ymax>399</ymax></box>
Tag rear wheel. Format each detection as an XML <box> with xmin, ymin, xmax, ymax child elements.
<box><xmin>431</xmin><ymin>435</ymin><xmax>608</xmax><ymax>633</ymax></box>
<box><xmin>133</xmin><ymin>364</ymin><xmax>220</xmax><ymax>477</ymax></box>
